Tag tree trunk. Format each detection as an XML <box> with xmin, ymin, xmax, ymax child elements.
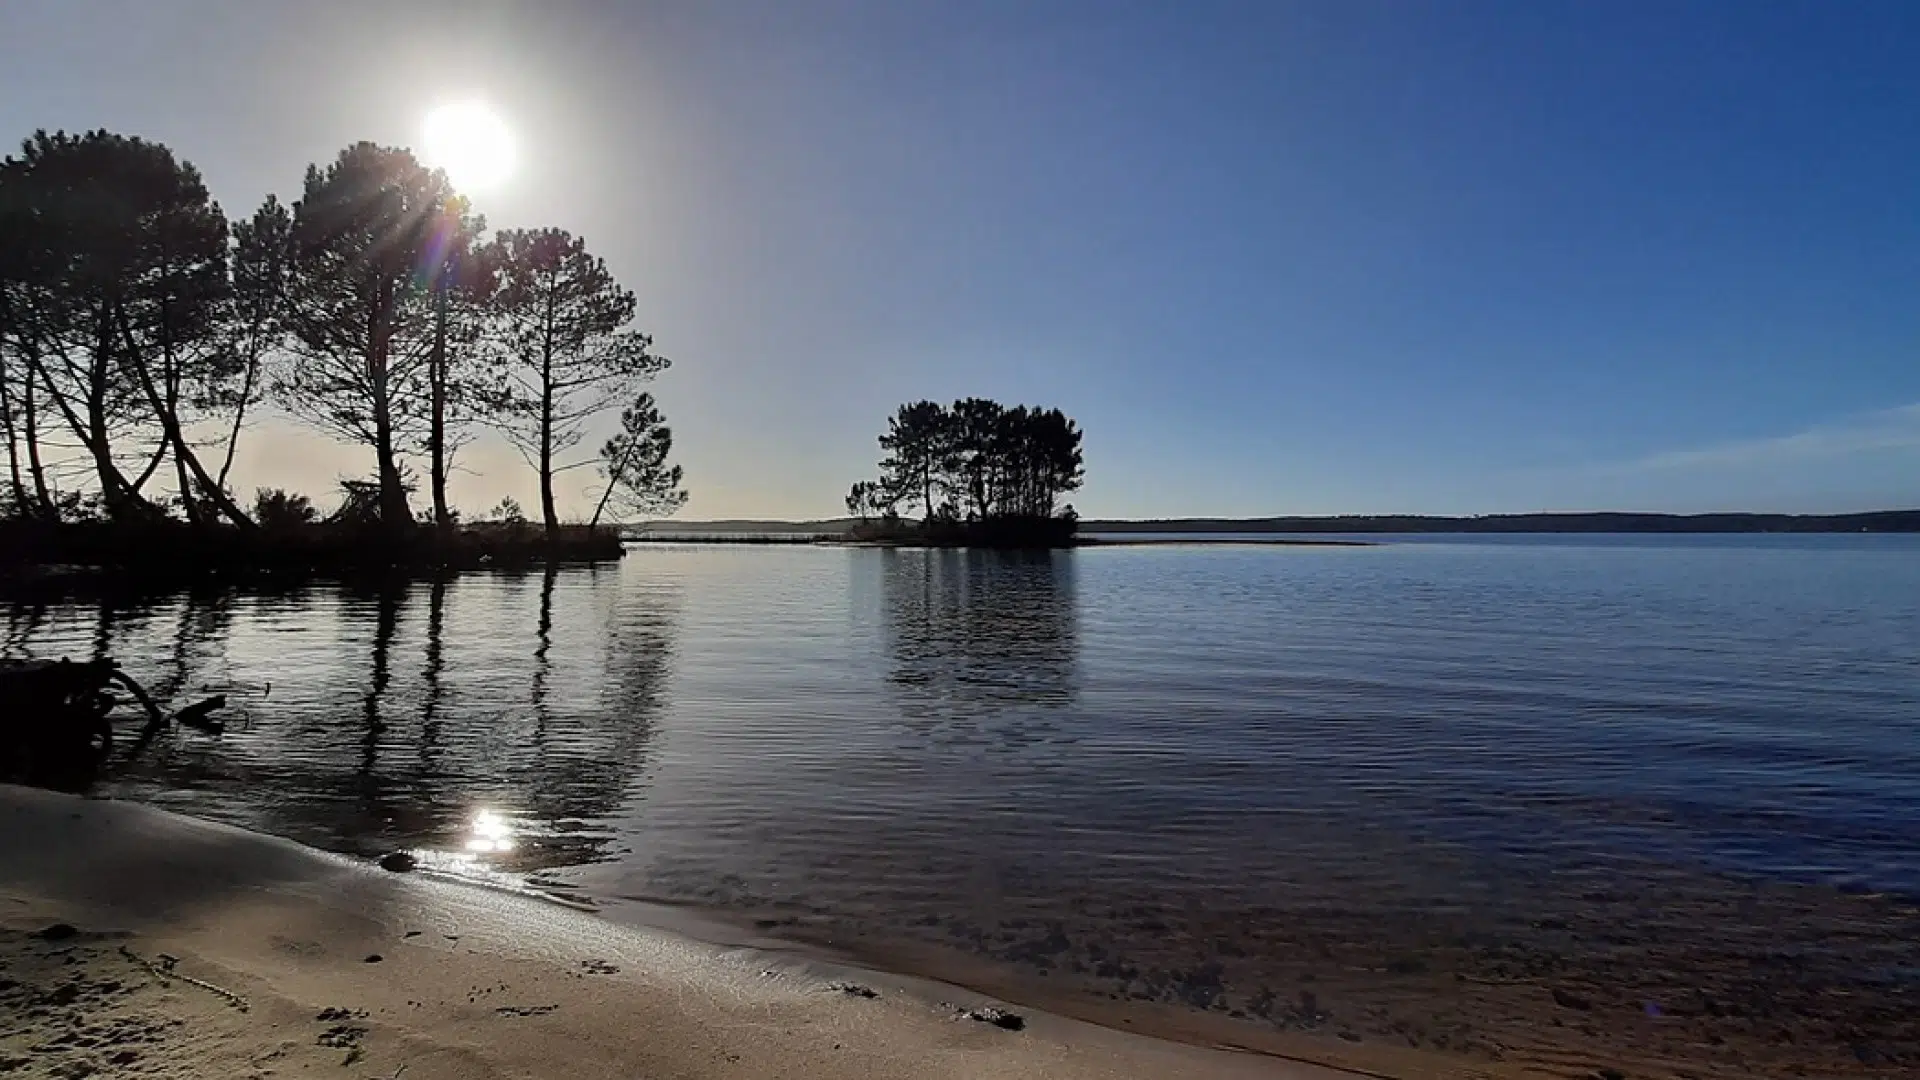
<box><xmin>0</xmin><ymin>366</ymin><xmax>28</xmax><ymax>518</ymax></box>
<box><xmin>538</xmin><ymin>389</ymin><xmax>556</xmax><ymax>538</ymax></box>
<box><xmin>85</xmin><ymin>313</ymin><xmax>136</xmax><ymax>520</ymax></box>
<box><xmin>373</xmin><ymin>415</ymin><xmax>407</xmax><ymax>528</ymax></box>
<box><xmin>587</xmin><ymin>484</ymin><xmax>611</xmax><ymax>529</ymax></box>
<box><xmin>539</xmin><ymin>297</ymin><xmax>558</xmax><ymax>540</ymax></box>
<box><xmin>27</xmin><ymin>343</ymin><xmax>149</xmax><ymax>520</ymax></box>
<box><xmin>159</xmin><ymin>282</ymin><xmax>202</xmax><ymax>526</ymax></box>
<box><xmin>84</xmin><ymin>425</ymin><xmax>141</xmax><ymax>519</ymax></box>
<box><xmin>0</xmin><ymin>301</ymin><xmax>25</xmax><ymax>518</ymax></box>
<box><xmin>84</xmin><ymin>384</ymin><xmax>141</xmax><ymax>520</ymax></box>
<box><xmin>114</xmin><ymin>310</ymin><xmax>253</xmax><ymax>528</ymax></box>
<box><xmin>215</xmin><ymin>341</ymin><xmax>261</xmax><ymax>492</ymax></box>
<box><xmin>586</xmin><ymin>441</ymin><xmax>631</xmax><ymax>529</ymax></box>
<box><xmin>162</xmin><ymin>344</ymin><xmax>200</xmax><ymax>525</ymax></box>
<box><xmin>173</xmin><ymin>443</ymin><xmax>201</xmax><ymax>525</ymax></box>
<box><xmin>428</xmin><ymin>286</ymin><xmax>451</xmax><ymax>530</ymax></box>
<box><xmin>368</xmin><ymin>278</ymin><xmax>411</xmax><ymax>531</ymax></box>
<box><xmin>20</xmin><ymin>367</ymin><xmax>54</xmax><ymax>519</ymax></box>
<box><xmin>372</xmin><ymin>402</ymin><xmax>408</xmax><ymax>530</ymax></box>
<box><xmin>64</xmin><ymin>397</ymin><xmax>147</xmax><ymax>519</ymax></box>
<box><xmin>128</xmin><ymin>438</ymin><xmax>169</xmax><ymax>494</ymax></box>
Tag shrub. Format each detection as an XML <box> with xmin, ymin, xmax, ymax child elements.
<box><xmin>254</xmin><ymin>488</ymin><xmax>318</xmax><ymax>529</ymax></box>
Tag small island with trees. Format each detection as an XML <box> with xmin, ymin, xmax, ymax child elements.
<box><xmin>845</xmin><ymin>398</ymin><xmax>1086</xmax><ymax>547</ymax></box>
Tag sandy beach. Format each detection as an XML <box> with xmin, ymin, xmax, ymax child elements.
<box><xmin>6</xmin><ymin>779</ymin><xmax>1914</xmax><ymax>1080</ymax></box>
<box><xmin>0</xmin><ymin>785</ymin><xmax>1371</xmax><ymax>1080</ymax></box>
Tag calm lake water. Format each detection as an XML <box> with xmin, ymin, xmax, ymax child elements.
<box><xmin>6</xmin><ymin>535</ymin><xmax>1919</xmax><ymax>1039</ymax></box>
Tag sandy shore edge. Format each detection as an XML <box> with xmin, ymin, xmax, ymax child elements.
<box><xmin>0</xmin><ymin>785</ymin><xmax>1367</xmax><ymax>1080</ymax></box>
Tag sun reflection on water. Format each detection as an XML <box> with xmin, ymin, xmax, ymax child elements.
<box><xmin>465</xmin><ymin>809</ymin><xmax>517</xmax><ymax>855</ymax></box>
<box><xmin>386</xmin><ymin>808</ymin><xmax>542</xmax><ymax>895</ymax></box>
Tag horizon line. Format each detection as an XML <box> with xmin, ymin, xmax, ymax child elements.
<box><xmin>632</xmin><ymin>508</ymin><xmax>1920</xmax><ymax>527</ymax></box>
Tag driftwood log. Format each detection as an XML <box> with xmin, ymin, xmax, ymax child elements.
<box><xmin>0</xmin><ymin>657</ymin><xmax>224</xmax><ymax>782</ymax></box>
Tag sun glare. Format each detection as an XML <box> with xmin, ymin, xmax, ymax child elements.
<box><xmin>465</xmin><ymin>809</ymin><xmax>516</xmax><ymax>855</ymax></box>
<box><xmin>423</xmin><ymin>101</ymin><xmax>516</xmax><ymax>193</ymax></box>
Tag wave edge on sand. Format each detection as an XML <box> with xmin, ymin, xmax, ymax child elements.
<box><xmin>0</xmin><ymin>785</ymin><xmax>1371</xmax><ymax>1080</ymax></box>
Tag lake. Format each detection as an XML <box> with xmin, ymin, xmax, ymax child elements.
<box><xmin>6</xmin><ymin>534</ymin><xmax>1918</xmax><ymax>1069</ymax></box>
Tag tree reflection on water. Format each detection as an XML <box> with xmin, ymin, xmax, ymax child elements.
<box><xmin>880</xmin><ymin>546</ymin><xmax>1080</xmax><ymax>746</ymax></box>
<box><xmin>3</xmin><ymin>567</ymin><xmax>680</xmax><ymax>873</ymax></box>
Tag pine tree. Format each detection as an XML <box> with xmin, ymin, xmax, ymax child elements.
<box><xmin>275</xmin><ymin>143</ymin><xmax>476</xmax><ymax>530</ymax></box>
<box><xmin>588</xmin><ymin>392</ymin><xmax>686</xmax><ymax>527</ymax></box>
<box><xmin>480</xmin><ymin>228</ymin><xmax>666</xmax><ymax>538</ymax></box>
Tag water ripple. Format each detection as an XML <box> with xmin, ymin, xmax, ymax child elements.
<box><xmin>5</xmin><ymin>535</ymin><xmax>1919</xmax><ymax>1023</ymax></box>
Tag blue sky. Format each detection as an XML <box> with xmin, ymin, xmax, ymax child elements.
<box><xmin>3</xmin><ymin>0</ymin><xmax>1916</xmax><ymax>518</ymax></box>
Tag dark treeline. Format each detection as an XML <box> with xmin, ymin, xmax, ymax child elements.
<box><xmin>0</xmin><ymin>128</ymin><xmax>686</xmax><ymax>570</ymax></box>
<box><xmin>1086</xmin><ymin>510</ymin><xmax>1920</xmax><ymax>534</ymax></box>
<box><xmin>847</xmin><ymin>398</ymin><xmax>1084</xmax><ymax>547</ymax></box>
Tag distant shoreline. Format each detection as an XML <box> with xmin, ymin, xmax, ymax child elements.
<box><xmin>621</xmin><ymin>534</ymin><xmax>1373</xmax><ymax>548</ymax></box>
<box><xmin>632</xmin><ymin>508</ymin><xmax>1920</xmax><ymax>536</ymax></box>
<box><xmin>1085</xmin><ymin>510</ymin><xmax>1920</xmax><ymax>534</ymax></box>
<box><xmin>1074</xmin><ymin>536</ymin><xmax>1372</xmax><ymax>548</ymax></box>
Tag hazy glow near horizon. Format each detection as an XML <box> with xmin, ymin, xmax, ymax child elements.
<box><xmin>422</xmin><ymin>101</ymin><xmax>516</xmax><ymax>192</ymax></box>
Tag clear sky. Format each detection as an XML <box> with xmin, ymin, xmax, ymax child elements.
<box><xmin>4</xmin><ymin>0</ymin><xmax>1916</xmax><ymax>519</ymax></box>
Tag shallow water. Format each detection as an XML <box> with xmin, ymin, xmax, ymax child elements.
<box><xmin>6</xmin><ymin>535</ymin><xmax>1919</xmax><ymax>1045</ymax></box>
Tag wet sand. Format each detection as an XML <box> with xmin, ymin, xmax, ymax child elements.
<box><xmin>0</xmin><ymin>785</ymin><xmax>1357</xmax><ymax>1080</ymax></box>
<box><xmin>5</xmin><ymin>787</ymin><xmax>1915</xmax><ymax>1080</ymax></box>
<box><xmin>628</xmin><ymin>843</ymin><xmax>1920</xmax><ymax>1080</ymax></box>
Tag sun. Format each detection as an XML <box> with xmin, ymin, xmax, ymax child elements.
<box><xmin>422</xmin><ymin>101</ymin><xmax>516</xmax><ymax>193</ymax></box>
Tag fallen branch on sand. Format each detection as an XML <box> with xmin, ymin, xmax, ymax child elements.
<box><xmin>120</xmin><ymin>945</ymin><xmax>251</xmax><ymax>1012</ymax></box>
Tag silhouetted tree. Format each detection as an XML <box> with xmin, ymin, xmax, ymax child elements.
<box><xmin>0</xmin><ymin>125</ymin><xmax>691</xmax><ymax>547</ymax></box>
<box><xmin>948</xmin><ymin>396</ymin><xmax>1004</xmax><ymax>520</ymax></box>
<box><xmin>101</xmin><ymin>135</ymin><xmax>255</xmax><ymax>528</ymax></box>
<box><xmin>0</xmin><ymin>387</ymin><xmax>23</xmax><ymax>517</ymax></box>
<box><xmin>588</xmin><ymin>392</ymin><xmax>685</xmax><ymax>527</ymax></box>
<box><xmin>422</xmin><ymin>203</ymin><xmax>493</xmax><ymax>530</ymax></box>
<box><xmin>0</xmin><ymin>341</ymin><xmax>45</xmax><ymax>519</ymax></box>
<box><xmin>0</xmin><ymin>133</ymin><xmax>311</xmax><ymax>528</ymax></box>
<box><xmin>0</xmin><ymin>133</ymin><xmax>154</xmax><ymax>521</ymax></box>
<box><xmin>845</xmin><ymin>479</ymin><xmax>895</xmax><ymax>522</ymax></box>
<box><xmin>214</xmin><ymin>196</ymin><xmax>292</xmax><ymax>493</ymax></box>
<box><xmin>987</xmin><ymin>405</ymin><xmax>1083</xmax><ymax>518</ymax></box>
<box><xmin>0</xmin><ymin>322</ymin><xmax>30</xmax><ymax>518</ymax></box>
<box><xmin>876</xmin><ymin>400</ymin><xmax>954</xmax><ymax>521</ymax></box>
<box><xmin>0</xmin><ymin>165</ymin><xmax>35</xmax><ymax>518</ymax></box>
<box><xmin>0</xmin><ymin>131</ymin><xmax>257</xmax><ymax>524</ymax></box>
<box><xmin>275</xmin><ymin>144</ymin><xmax>471</xmax><ymax>530</ymax></box>
<box><xmin>479</xmin><ymin>228</ymin><xmax>666</xmax><ymax>538</ymax></box>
